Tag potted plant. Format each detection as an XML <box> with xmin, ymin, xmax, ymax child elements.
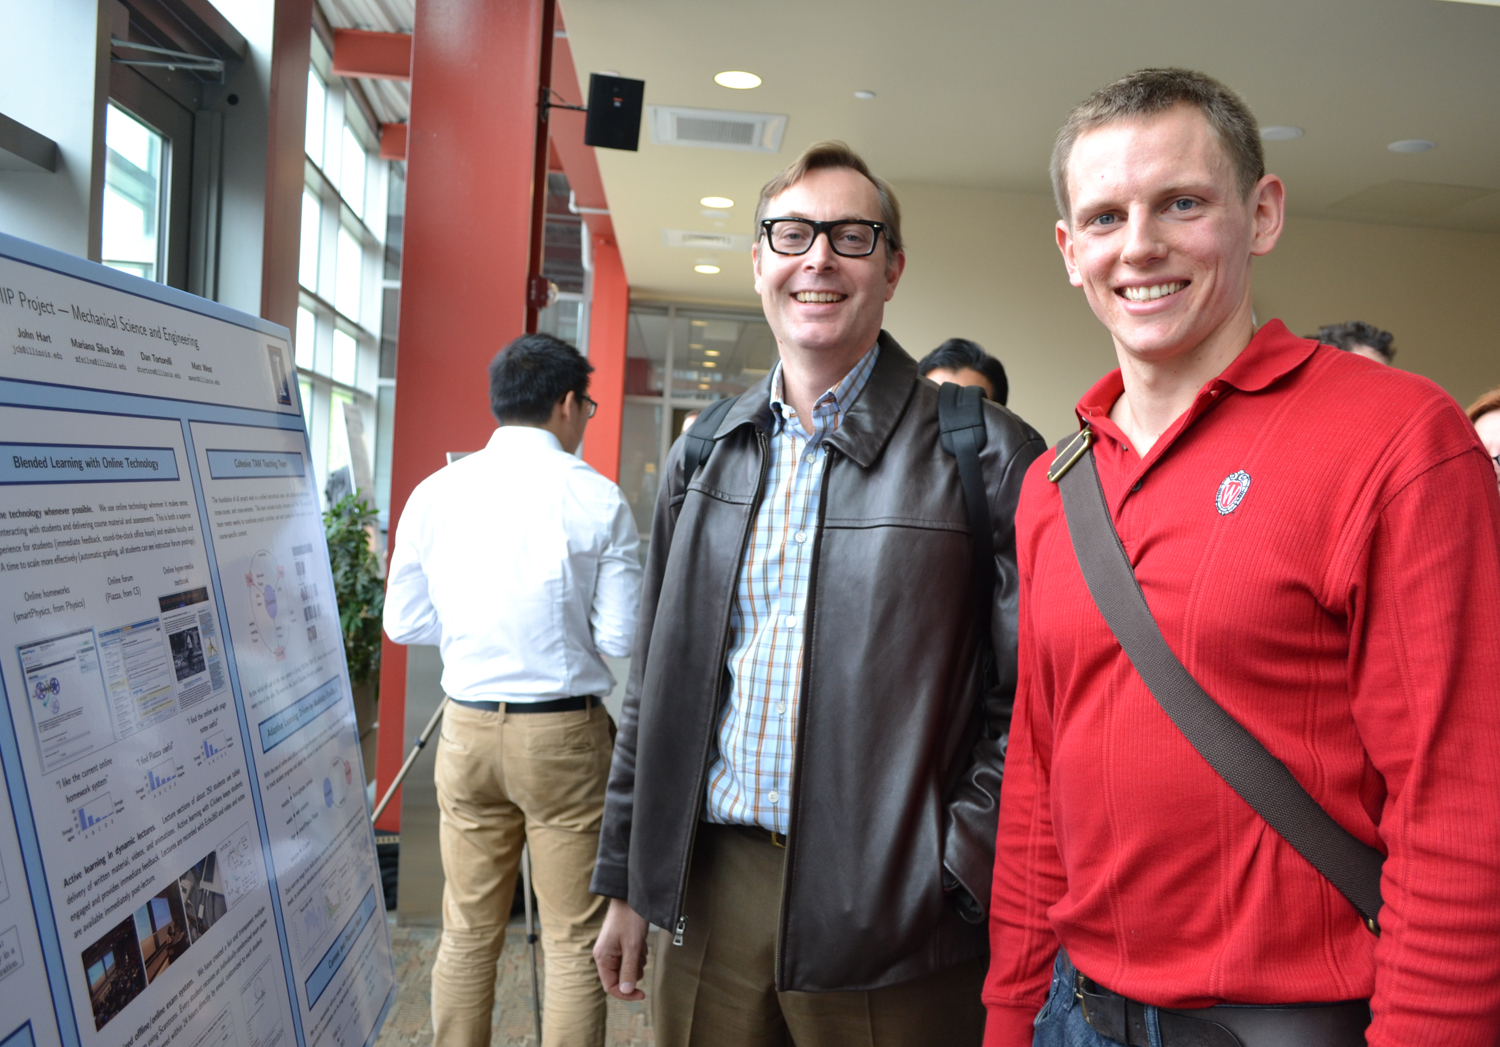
<box><xmin>324</xmin><ymin>492</ymin><xmax>384</xmax><ymax>783</ymax></box>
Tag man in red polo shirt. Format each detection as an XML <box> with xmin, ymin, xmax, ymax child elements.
<box><xmin>984</xmin><ymin>69</ymin><xmax>1500</xmax><ymax>1047</ymax></box>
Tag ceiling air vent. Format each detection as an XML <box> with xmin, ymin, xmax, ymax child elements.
<box><xmin>661</xmin><ymin>229</ymin><xmax>754</xmax><ymax>252</ymax></box>
<box><xmin>648</xmin><ymin>106</ymin><xmax>787</xmax><ymax>153</ymax></box>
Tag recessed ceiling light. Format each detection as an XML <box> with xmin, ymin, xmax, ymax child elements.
<box><xmin>703</xmin><ymin>361</ymin><xmax>717</xmax><ymax>368</ymax></box>
<box><xmin>854</xmin><ymin>90</ymin><xmax>876</xmax><ymax>100</ymax></box>
<box><xmin>1388</xmin><ymin>139</ymin><xmax>1436</xmax><ymax>153</ymax></box>
<box><xmin>704</xmin><ymin>349</ymin><xmax>720</xmax><ymax>356</ymax></box>
<box><xmin>695</xmin><ymin>264</ymin><xmax>721</xmax><ymax>274</ymax></box>
<box><xmin>690</xmin><ymin>320</ymin><xmax>706</xmax><ymax>326</ymax></box>
<box><xmin>1260</xmin><ymin>126</ymin><xmax>1303</xmax><ymax>141</ymax></box>
<box><xmin>699</xmin><ymin>383</ymin><xmax>710</xmax><ymax>389</ymax></box>
<box><xmin>689</xmin><ymin>342</ymin><xmax>703</xmax><ymax>349</ymax></box>
<box><xmin>701</xmin><ymin>196</ymin><xmax>734</xmax><ymax>208</ymax></box>
<box><xmin>714</xmin><ymin>71</ymin><xmax>761</xmax><ymax>90</ymax></box>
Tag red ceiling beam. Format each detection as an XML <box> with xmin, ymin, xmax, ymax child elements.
<box><xmin>380</xmin><ymin>123</ymin><xmax>407</xmax><ymax>160</ymax></box>
<box><xmin>332</xmin><ymin>28</ymin><xmax>411</xmax><ymax>81</ymax></box>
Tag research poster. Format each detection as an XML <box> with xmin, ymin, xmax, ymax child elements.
<box><xmin>0</xmin><ymin>233</ymin><xmax>394</xmax><ymax>1047</ymax></box>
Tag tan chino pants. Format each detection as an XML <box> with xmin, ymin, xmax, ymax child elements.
<box><xmin>431</xmin><ymin>700</ymin><xmax>612</xmax><ymax>1047</ymax></box>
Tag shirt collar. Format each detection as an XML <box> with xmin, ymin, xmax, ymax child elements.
<box><xmin>768</xmin><ymin>342</ymin><xmax>881</xmax><ymax>431</ymax></box>
<box><xmin>488</xmin><ymin>425</ymin><xmax>564</xmax><ymax>454</ymax></box>
<box><xmin>1075</xmin><ymin>319</ymin><xmax>1317</xmax><ymax>427</ymax></box>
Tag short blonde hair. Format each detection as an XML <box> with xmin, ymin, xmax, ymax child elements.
<box><xmin>1051</xmin><ymin>68</ymin><xmax>1264</xmax><ymax>221</ymax></box>
<box><xmin>753</xmin><ymin>140</ymin><xmax>902</xmax><ymax>256</ymax></box>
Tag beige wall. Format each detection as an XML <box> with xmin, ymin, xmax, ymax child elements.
<box><xmin>883</xmin><ymin>182</ymin><xmax>1500</xmax><ymax>445</ymax></box>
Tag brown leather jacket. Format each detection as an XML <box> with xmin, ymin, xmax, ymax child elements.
<box><xmin>591</xmin><ymin>333</ymin><xmax>1045</xmax><ymax>992</ymax></box>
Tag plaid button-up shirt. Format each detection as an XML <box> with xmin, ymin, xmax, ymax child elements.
<box><xmin>703</xmin><ymin>343</ymin><xmax>880</xmax><ymax>834</ymax></box>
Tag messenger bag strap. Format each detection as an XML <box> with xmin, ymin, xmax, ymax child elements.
<box><xmin>681</xmin><ymin>394</ymin><xmax>739</xmax><ymax>481</ymax></box>
<box><xmin>1047</xmin><ymin>429</ymin><xmax>1384</xmax><ymax>934</ymax></box>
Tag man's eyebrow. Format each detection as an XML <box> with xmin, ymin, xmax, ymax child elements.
<box><xmin>1074</xmin><ymin>182</ymin><xmax>1219</xmax><ymax>212</ymax></box>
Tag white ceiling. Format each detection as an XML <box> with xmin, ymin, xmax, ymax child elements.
<box><xmin>561</xmin><ymin>0</ymin><xmax>1500</xmax><ymax>305</ymax></box>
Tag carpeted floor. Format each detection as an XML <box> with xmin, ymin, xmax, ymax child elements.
<box><xmin>375</xmin><ymin>918</ymin><xmax>654</xmax><ymax>1047</ymax></box>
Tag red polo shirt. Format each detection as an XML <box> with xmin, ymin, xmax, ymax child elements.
<box><xmin>984</xmin><ymin>321</ymin><xmax>1500</xmax><ymax>1046</ymax></box>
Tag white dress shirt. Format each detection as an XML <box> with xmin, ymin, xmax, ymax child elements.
<box><xmin>383</xmin><ymin>425</ymin><xmax>642</xmax><ymax>702</ymax></box>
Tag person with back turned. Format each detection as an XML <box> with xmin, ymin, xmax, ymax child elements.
<box><xmin>983</xmin><ymin>69</ymin><xmax>1500</xmax><ymax>1047</ymax></box>
<box><xmin>919</xmin><ymin>337</ymin><xmax>1010</xmax><ymax>405</ymax></box>
<box><xmin>591</xmin><ymin>141</ymin><xmax>1046</xmax><ymax>1046</ymax></box>
<box><xmin>383</xmin><ymin>333</ymin><xmax>641</xmax><ymax>1047</ymax></box>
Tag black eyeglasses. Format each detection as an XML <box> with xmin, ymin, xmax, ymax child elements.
<box><xmin>760</xmin><ymin>218</ymin><xmax>888</xmax><ymax>257</ymax></box>
<box><xmin>580</xmin><ymin>394</ymin><xmax>597</xmax><ymax>419</ymax></box>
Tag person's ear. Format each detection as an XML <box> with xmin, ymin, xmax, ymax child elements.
<box><xmin>883</xmin><ymin>248</ymin><xmax>906</xmax><ymax>301</ymax></box>
<box><xmin>1056</xmin><ymin>219</ymin><xmax>1083</xmax><ymax>287</ymax></box>
<box><xmin>1249</xmin><ymin>174</ymin><xmax>1286</xmax><ymax>257</ymax></box>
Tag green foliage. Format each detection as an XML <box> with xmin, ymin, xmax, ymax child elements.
<box><xmin>324</xmin><ymin>493</ymin><xmax>384</xmax><ymax>689</ymax></box>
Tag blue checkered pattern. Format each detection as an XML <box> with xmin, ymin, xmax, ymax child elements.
<box><xmin>703</xmin><ymin>344</ymin><xmax>880</xmax><ymax>834</ymax></box>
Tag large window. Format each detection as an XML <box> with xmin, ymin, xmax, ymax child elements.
<box><xmin>101</xmin><ymin>105</ymin><xmax>168</xmax><ymax>281</ymax></box>
<box><xmin>619</xmin><ymin>303</ymin><xmax>776</xmax><ymax>551</ymax></box>
<box><xmin>295</xmin><ymin>38</ymin><xmax>388</xmax><ymax>515</ymax></box>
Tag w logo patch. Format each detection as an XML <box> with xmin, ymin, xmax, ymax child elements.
<box><xmin>1216</xmin><ymin>471</ymin><xmax>1251</xmax><ymax>515</ymax></box>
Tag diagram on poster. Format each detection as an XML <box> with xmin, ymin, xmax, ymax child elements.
<box><xmin>245</xmin><ymin>553</ymin><xmax>290</xmax><ymax>661</ymax></box>
<box><xmin>0</xmin><ymin>233</ymin><xmax>393</xmax><ymax>1047</ymax></box>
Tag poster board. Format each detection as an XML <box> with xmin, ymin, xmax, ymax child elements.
<box><xmin>0</xmin><ymin>233</ymin><xmax>395</xmax><ymax>1047</ymax></box>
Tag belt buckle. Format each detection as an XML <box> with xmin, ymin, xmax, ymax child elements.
<box><xmin>1075</xmin><ymin>973</ymin><xmax>1128</xmax><ymax>1044</ymax></box>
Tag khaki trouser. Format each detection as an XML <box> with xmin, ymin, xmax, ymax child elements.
<box><xmin>652</xmin><ymin>822</ymin><xmax>987</xmax><ymax>1047</ymax></box>
<box><xmin>431</xmin><ymin>699</ymin><xmax>612</xmax><ymax>1047</ymax></box>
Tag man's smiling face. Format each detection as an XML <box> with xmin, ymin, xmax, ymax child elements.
<box><xmin>1057</xmin><ymin>103</ymin><xmax>1281</xmax><ymax>368</ymax></box>
<box><xmin>753</xmin><ymin>166</ymin><xmax>904</xmax><ymax>360</ymax></box>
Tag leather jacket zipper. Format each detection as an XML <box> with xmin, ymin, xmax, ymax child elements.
<box><xmin>774</xmin><ymin>445</ymin><xmax>836</xmax><ymax>986</ymax></box>
<box><xmin>671</xmin><ymin>426</ymin><xmax>770</xmax><ymax>945</ymax></box>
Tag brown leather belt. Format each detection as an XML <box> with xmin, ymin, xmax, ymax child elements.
<box><xmin>1074</xmin><ymin>967</ymin><xmax>1370</xmax><ymax>1047</ymax></box>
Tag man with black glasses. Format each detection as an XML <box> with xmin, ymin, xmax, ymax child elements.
<box><xmin>385</xmin><ymin>333</ymin><xmax>640</xmax><ymax>1047</ymax></box>
<box><xmin>590</xmin><ymin>141</ymin><xmax>1046</xmax><ymax>1046</ymax></box>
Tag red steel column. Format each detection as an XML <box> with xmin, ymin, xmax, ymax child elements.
<box><xmin>374</xmin><ymin>0</ymin><xmax>545</xmax><ymax>831</ymax></box>
<box><xmin>582</xmin><ymin>233</ymin><xmax>628</xmax><ymax>481</ymax></box>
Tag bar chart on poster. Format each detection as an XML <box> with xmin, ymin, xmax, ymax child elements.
<box><xmin>0</xmin><ymin>234</ymin><xmax>394</xmax><ymax>1047</ymax></box>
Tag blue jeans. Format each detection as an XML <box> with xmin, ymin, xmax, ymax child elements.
<box><xmin>1032</xmin><ymin>951</ymin><xmax>1166</xmax><ymax>1047</ymax></box>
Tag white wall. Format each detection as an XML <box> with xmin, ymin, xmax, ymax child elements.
<box><xmin>0</xmin><ymin>0</ymin><xmax>110</xmax><ymax>259</ymax></box>
<box><xmin>1255</xmin><ymin>216</ymin><xmax>1500</xmax><ymax>411</ymax></box>
<box><xmin>883</xmin><ymin>183</ymin><xmax>1114</xmax><ymax>444</ymax></box>
<box><xmin>884</xmin><ymin>181</ymin><xmax>1500</xmax><ymax>444</ymax></box>
<box><xmin>201</xmin><ymin>0</ymin><xmax>276</xmax><ymax>318</ymax></box>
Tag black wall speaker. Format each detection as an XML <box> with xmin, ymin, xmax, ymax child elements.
<box><xmin>584</xmin><ymin>74</ymin><xmax>644</xmax><ymax>151</ymax></box>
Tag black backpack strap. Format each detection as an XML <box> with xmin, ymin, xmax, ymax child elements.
<box><xmin>681</xmin><ymin>395</ymin><xmax>739</xmax><ymax>482</ymax></box>
<box><xmin>1049</xmin><ymin>430</ymin><xmax>1384</xmax><ymax>933</ymax></box>
<box><xmin>938</xmin><ymin>383</ymin><xmax>995</xmax><ymax>640</ymax></box>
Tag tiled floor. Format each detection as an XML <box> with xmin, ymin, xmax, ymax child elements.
<box><xmin>374</xmin><ymin>918</ymin><xmax>654</xmax><ymax>1047</ymax></box>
